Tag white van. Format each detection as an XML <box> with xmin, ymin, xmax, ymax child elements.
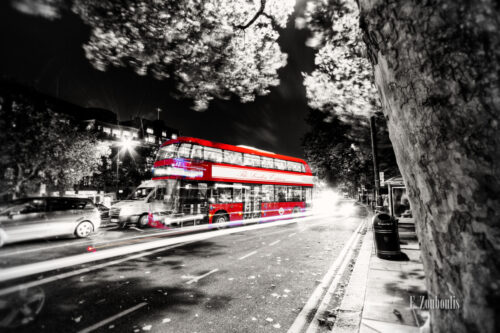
<box><xmin>109</xmin><ymin>179</ymin><xmax>177</xmax><ymax>228</ymax></box>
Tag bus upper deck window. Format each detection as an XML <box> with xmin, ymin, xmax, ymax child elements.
<box><xmin>191</xmin><ymin>145</ymin><xmax>203</xmax><ymax>160</ymax></box>
<box><xmin>158</xmin><ymin>144</ymin><xmax>178</xmax><ymax>160</ymax></box>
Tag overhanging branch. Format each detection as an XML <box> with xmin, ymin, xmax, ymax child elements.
<box><xmin>236</xmin><ymin>0</ymin><xmax>266</xmax><ymax>30</ymax></box>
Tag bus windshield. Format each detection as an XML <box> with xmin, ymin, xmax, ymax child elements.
<box><xmin>157</xmin><ymin>144</ymin><xmax>178</xmax><ymax>160</ymax></box>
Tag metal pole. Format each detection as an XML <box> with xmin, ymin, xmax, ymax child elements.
<box><xmin>369</xmin><ymin>116</ymin><xmax>380</xmax><ymax>207</ymax></box>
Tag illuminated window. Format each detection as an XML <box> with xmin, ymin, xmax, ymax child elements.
<box><xmin>132</xmin><ymin>132</ymin><xmax>138</xmax><ymax>139</ymax></box>
<box><xmin>261</xmin><ymin>157</ymin><xmax>274</xmax><ymax>169</ymax></box>
<box><xmin>190</xmin><ymin>145</ymin><xmax>203</xmax><ymax>160</ymax></box>
<box><xmin>243</xmin><ymin>154</ymin><xmax>261</xmax><ymax>167</ymax></box>
<box><xmin>112</xmin><ymin>128</ymin><xmax>121</xmax><ymax>138</ymax></box>
<box><xmin>146</xmin><ymin>128</ymin><xmax>154</xmax><ymax>134</ymax></box>
<box><xmin>146</xmin><ymin>135</ymin><xmax>156</xmax><ymax>143</ymax></box>
<box><xmin>178</xmin><ymin>143</ymin><xmax>192</xmax><ymax>158</ymax></box>
<box><xmin>102</xmin><ymin>127</ymin><xmax>111</xmax><ymax>134</ymax></box>
<box><xmin>275</xmin><ymin>186</ymin><xmax>287</xmax><ymax>202</ymax></box>
<box><xmin>171</xmin><ymin>133</ymin><xmax>178</xmax><ymax>139</ymax></box>
<box><xmin>122</xmin><ymin>130</ymin><xmax>131</xmax><ymax>138</ymax></box>
<box><xmin>287</xmin><ymin>161</ymin><xmax>302</xmax><ymax>172</ymax></box>
<box><xmin>204</xmin><ymin>147</ymin><xmax>223</xmax><ymax>163</ymax></box>
<box><xmin>223</xmin><ymin>150</ymin><xmax>243</xmax><ymax>165</ymax></box>
<box><xmin>162</xmin><ymin>131</ymin><xmax>167</xmax><ymax>137</ymax></box>
<box><xmin>157</xmin><ymin>144</ymin><xmax>178</xmax><ymax>159</ymax></box>
<box><xmin>262</xmin><ymin>185</ymin><xmax>274</xmax><ymax>202</ymax></box>
<box><xmin>274</xmin><ymin>159</ymin><xmax>286</xmax><ymax>170</ymax></box>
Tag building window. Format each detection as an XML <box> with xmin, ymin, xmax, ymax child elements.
<box><xmin>162</xmin><ymin>131</ymin><xmax>167</xmax><ymax>137</ymax></box>
<box><xmin>171</xmin><ymin>133</ymin><xmax>178</xmax><ymax>139</ymax></box>
<box><xmin>146</xmin><ymin>135</ymin><xmax>156</xmax><ymax>143</ymax></box>
<box><xmin>122</xmin><ymin>130</ymin><xmax>131</xmax><ymax>138</ymax></box>
<box><xmin>103</xmin><ymin>127</ymin><xmax>111</xmax><ymax>134</ymax></box>
<box><xmin>146</xmin><ymin>128</ymin><xmax>154</xmax><ymax>134</ymax></box>
<box><xmin>112</xmin><ymin>128</ymin><xmax>121</xmax><ymax>138</ymax></box>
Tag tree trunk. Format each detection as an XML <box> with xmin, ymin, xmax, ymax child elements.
<box><xmin>358</xmin><ymin>1</ymin><xmax>500</xmax><ymax>332</ymax></box>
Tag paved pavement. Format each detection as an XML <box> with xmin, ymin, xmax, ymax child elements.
<box><xmin>0</xmin><ymin>200</ymin><xmax>370</xmax><ymax>332</ymax></box>
<box><xmin>332</xmin><ymin>217</ymin><xmax>429</xmax><ymax>333</ymax></box>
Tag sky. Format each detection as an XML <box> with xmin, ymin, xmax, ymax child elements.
<box><xmin>0</xmin><ymin>1</ymin><xmax>315</xmax><ymax>158</ymax></box>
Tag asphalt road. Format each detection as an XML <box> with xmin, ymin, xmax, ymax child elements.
<box><xmin>0</xmin><ymin>201</ymin><xmax>368</xmax><ymax>332</ymax></box>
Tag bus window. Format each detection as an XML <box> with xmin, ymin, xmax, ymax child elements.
<box><xmin>305</xmin><ymin>188</ymin><xmax>312</xmax><ymax>206</ymax></box>
<box><xmin>233</xmin><ymin>185</ymin><xmax>242</xmax><ymax>202</ymax></box>
<box><xmin>218</xmin><ymin>187</ymin><xmax>232</xmax><ymax>203</ymax></box>
<box><xmin>197</xmin><ymin>183</ymin><xmax>208</xmax><ymax>201</ymax></box>
<box><xmin>243</xmin><ymin>154</ymin><xmax>261</xmax><ymax>167</ymax></box>
<box><xmin>178</xmin><ymin>143</ymin><xmax>192</xmax><ymax>158</ymax></box>
<box><xmin>190</xmin><ymin>145</ymin><xmax>203</xmax><ymax>160</ymax></box>
<box><xmin>274</xmin><ymin>159</ymin><xmax>286</xmax><ymax>170</ymax></box>
<box><xmin>276</xmin><ymin>186</ymin><xmax>287</xmax><ymax>202</ymax></box>
<box><xmin>290</xmin><ymin>187</ymin><xmax>301</xmax><ymax>201</ymax></box>
<box><xmin>223</xmin><ymin>150</ymin><xmax>243</xmax><ymax>165</ymax></box>
<box><xmin>204</xmin><ymin>147</ymin><xmax>223</xmax><ymax>163</ymax></box>
<box><xmin>262</xmin><ymin>157</ymin><xmax>274</xmax><ymax>169</ymax></box>
<box><xmin>157</xmin><ymin>144</ymin><xmax>178</xmax><ymax>160</ymax></box>
<box><xmin>262</xmin><ymin>185</ymin><xmax>274</xmax><ymax>202</ymax></box>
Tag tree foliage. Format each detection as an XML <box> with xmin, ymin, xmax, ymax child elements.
<box><xmin>302</xmin><ymin>0</ymin><xmax>379</xmax><ymax>120</ymax></box>
<box><xmin>11</xmin><ymin>0</ymin><xmax>296</xmax><ymax>111</ymax></box>
<box><xmin>302</xmin><ymin>109</ymin><xmax>372</xmax><ymax>191</ymax></box>
<box><xmin>0</xmin><ymin>91</ymin><xmax>110</xmax><ymax>197</ymax></box>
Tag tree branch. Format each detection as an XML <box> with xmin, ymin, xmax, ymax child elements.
<box><xmin>236</xmin><ymin>0</ymin><xmax>266</xmax><ymax>30</ymax></box>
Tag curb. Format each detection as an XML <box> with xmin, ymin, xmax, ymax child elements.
<box><xmin>332</xmin><ymin>221</ymin><xmax>373</xmax><ymax>332</ymax></box>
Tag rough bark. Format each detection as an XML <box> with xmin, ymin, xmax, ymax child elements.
<box><xmin>358</xmin><ymin>0</ymin><xmax>500</xmax><ymax>332</ymax></box>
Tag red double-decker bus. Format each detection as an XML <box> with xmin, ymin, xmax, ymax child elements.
<box><xmin>150</xmin><ymin>137</ymin><xmax>313</xmax><ymax>226</ymax></box>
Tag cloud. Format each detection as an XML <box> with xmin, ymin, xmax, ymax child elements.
<box><xmin>11</xmin><ymin>0</ymin><xmax>61</xmax><ymax>20</ymax></box>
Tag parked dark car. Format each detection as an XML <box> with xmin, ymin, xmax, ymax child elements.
<box><xmin>0</xmin><ymin>197</ymin><xmax>101</xmax><ymax>247</ymax></box>
<box><xmin>96</xmin><ymin>203</ymin><xmax>110</xmax><ymax>220</ymax></box>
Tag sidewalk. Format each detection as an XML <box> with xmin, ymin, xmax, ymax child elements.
<box><xmin>333</xmin><ymin>217</ymin><xmax>429</xmax><ymax>332</ymax></box>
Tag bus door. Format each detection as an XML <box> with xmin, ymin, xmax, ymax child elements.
<box><xmin>242</xmin><ymin>185</ymin><xmax>252</xmax><ymax>219</ymax></box>
<box><xmin>179</xmin><ymin>182</ymin><xmax>207</xmax><ymax>217</ymax></box>
<box><xmin>252</xmin><ymin>185</ymin><xmax>262</xmax><ymax>218</ymax></box>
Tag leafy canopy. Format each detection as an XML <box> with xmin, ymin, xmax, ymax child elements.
<box><xmin>11</xmin><ymin>0</ymin><xmax>296</xmax><ymax>111</ymax></box>
<box><xmin>0</xmin><ymin>92</ymin><xmax>110</xmax><ymax>195</ymax></box>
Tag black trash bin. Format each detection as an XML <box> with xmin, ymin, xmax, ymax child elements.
<box><xmin>372</xmin><ymin>213</ymin><xmax>401</xmax><ymax>259</ymax></box>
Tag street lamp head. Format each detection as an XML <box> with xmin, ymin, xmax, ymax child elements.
<box><xmin>119</xmin><ymin>137</ymin><xmax>137</xmax><ymax>152</ymax></box>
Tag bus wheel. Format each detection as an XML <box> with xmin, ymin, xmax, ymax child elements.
<box><xmin>137</xmin><ymin>214</ymin><xmax>149</xmax><ymax>228</ymax></box>
<box><xmin>213</xmin><ymin>213</ymin><xmax>228</xmax><ymax>228</ymax></box>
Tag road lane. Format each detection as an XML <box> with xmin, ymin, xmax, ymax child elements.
<box><xmin>0</xmin><ymin>203</ymin><xmax>368</xmax><ymax>332</ymax></box>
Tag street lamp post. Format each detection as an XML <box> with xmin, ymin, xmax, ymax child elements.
<box><xmin>115</xmin><ymin>137</ymin><xmax>137</xmax><ymax>197</ymax></box>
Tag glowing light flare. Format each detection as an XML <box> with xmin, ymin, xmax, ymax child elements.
<box><xmin>153</xmin><ymin>167</ymin><xmax>204</xmax><ymax>178</ymax></box>
<box><xmin>311</xmin><ymin>187</ymin><xmax>356</xmax><ymax>217</ymax></box>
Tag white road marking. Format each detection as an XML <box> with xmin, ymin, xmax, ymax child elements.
<box><xmin>238</xmin><ymin>251</ymin><xmax>258</xmax><ymax>260</ymax></box>
<box><xmin>287</xmin><ymin>219</ymin><xmax>366</xmax><ymax>333</ymax></box>
<box><xmin>288</xmin><ymin>233</ymin><xmax>296</xmax><ymax>237</ymax></box>
<box><xmin>305</xmin><ymin>225</ymin><xmax>366</xmax><ymax>333</ymax></box>
<box><xmin>129</xmin><ymin>227</ymin><xmax>144</xmax><ymax>232</ymax></box>
<box><xmin>77</xmin><ymin>302</ymin><xmax>147</xmax><ymax>333</ymax></box>
<box><xmin>186</xmin><ymin>269</ymin><xmax>219</xmax><ymax>284</ymax></box>
<box><xmin>269</xmin><ymin>240</ymin><xmax>281</xmax><ymax>246</ymax></box>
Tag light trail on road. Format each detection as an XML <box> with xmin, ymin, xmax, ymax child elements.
<box><xmin>0</xmin><ymin>213</ymin><xmax>336</xmax><ymax>286</ymax></box>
